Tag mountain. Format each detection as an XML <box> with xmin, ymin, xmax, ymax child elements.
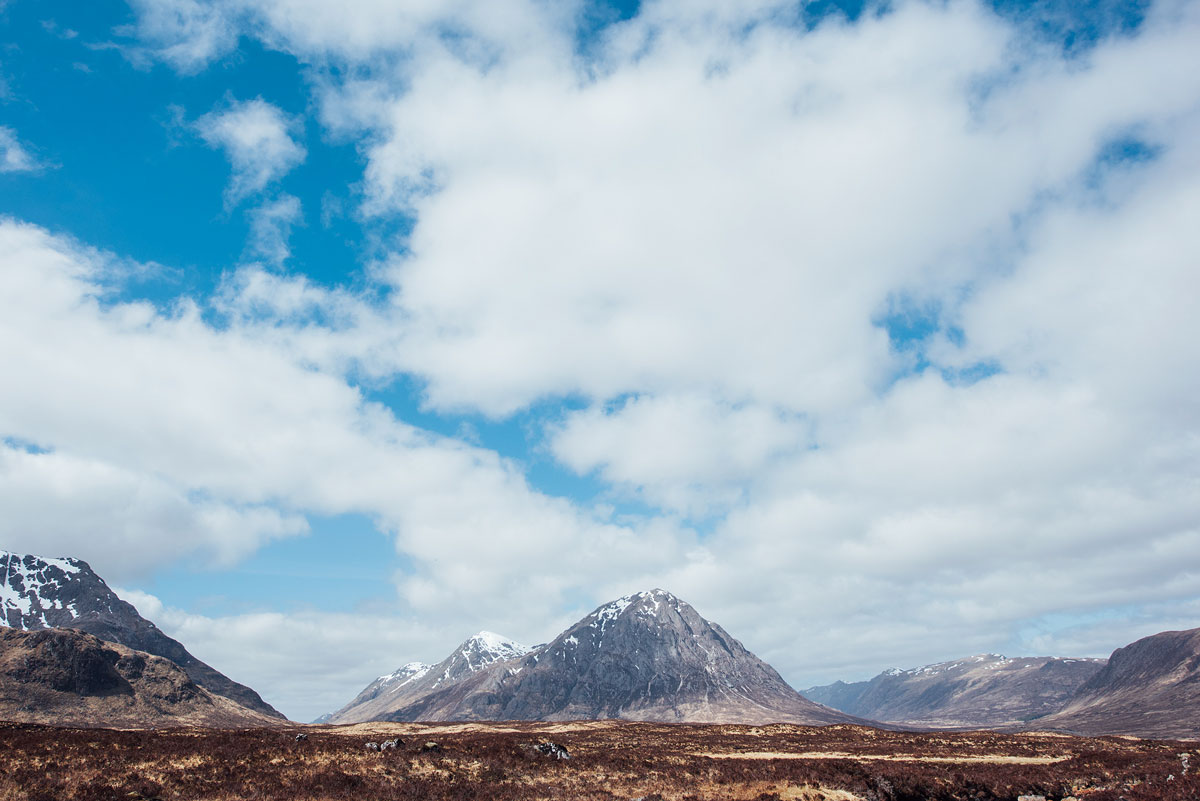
<box><xmin>1034</xmin><ymin>627</ymin><xmax>1200</xmax><ymax>739</ymax></box>
<box><xmin>331</xmin><ymin>589</ymin><xmax>857</xmax><ymax>725</ymax></box>
<box><xmin>326</xmin><ymin>631</ymin><xmax>532</xmax><ymax>724</ymax></box>
<box><xmin>803</xmin><ymin>654</ymin><xmax>1106</xmax><ymax>728</ymax></box>
<box><xmin>0</xmin><ymin>550</ymin><xmax>284</xmax><ymax>719</ymax></box>
<box><xmin>0</xmin><ymin>627</ymin><xmax>280</xmax><ymax>728</ymax></box>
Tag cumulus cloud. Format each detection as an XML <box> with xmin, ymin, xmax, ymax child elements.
<box><xmin>0</xmin><ymin>126</ymin><xmax>41</xmax><ymax>172</ymax></box>
<box><xmin>0</xmin><ymin>444</ymin><xmax>307</xmax><ymax>579</ymax></box>
<box><xmin>50</xmin><ymin>0</ymin><xmax>1200</xmax><ymax>697</ymax></box>
<box><xmin>551</xmin><ymin>395</ymin><xmax>810</xmax><ymax>517</ymax></box>
<box><xmin>339</xmin><ymin>0</ymin><xmax>1199</xmax><ymax>420</ymax></box>
<box><xmin>195</xmin><ymin>97</ymin><xmax>306</xmax><ymax>205</ymax></box>
<box><xmin>0</xmin><ymin>217</ymin><xmax>687</xmax><ymax>629</ymax></box>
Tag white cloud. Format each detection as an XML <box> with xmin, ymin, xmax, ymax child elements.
<box><xmin>195</xmin><ymin>98</ymin><xmax>306</xmax><ymax>205</ymax></box>
<box><xmin>246</xmin><ymin>193</ymin><xmax>302</xmax><ymax>264</ymax></box>
<box><xmin>0</xmin><ymin>126</ymin><xmax>41</xmax><ymax>173</ymax></box>
<box><xmin>551</xmin><ymin>394</ymin><xmax>809</xmax><ymax>516</ymax></box>
<box><xmin>130</xmin><ymin>0</ymin><xmax>570</xmax><ymax>69</ymax></box>
<box><xmin>0</xmin><ymin>217</ymin><xmax>689</xmax><ymax>627</ymax></box>
<box><xmin>310</xmin><ymin>0</ymin><xmax>1197</xmax><ymax>685</ymax></box>
<box><xmin>301</xmin><ymin>0</ymin><xmax>1197</xmax><ymax>420</ymax></box>
<box><xmin>0</xmin><ymin>444</ymin><xmax>307</xmax><ymax>578</ymax></box>
<box><xmin>124</xmin><ymin>0</ymin><xmax>240</xmax><ymax>73</ymax></box>
<box><xmin>46</xmin><ymin>0</ymin><xmax>1200</xmax><ymax>697</ymax></box>
<box><xmin>248</xmin><ymin>0</ymin><xmax>564</xmax><ymax>63</ymax></box>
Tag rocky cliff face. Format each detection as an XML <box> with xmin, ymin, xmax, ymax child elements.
<box><xmin>1035</xmin><ymin>627</ymin><xmax>1200</xmax><ymax>739</ymax></box>
<box><xmin>0</xmin><ymin>551</ymin><xmax>283</xmax><ymax>719</ymax></box>
<box><xmin>0</xmin><ymin>627</ymin><xmax>280</xmax><ymax>728</ymax></box>
<box><xmin>803</xmin><ymin>654</ymin><xmax>1106</xmax><ymax>728</ymax></box>
<box><xmin>333</xmin><ymin>589</ymin><xmax>857</xmax><ymax>725</ymax></box>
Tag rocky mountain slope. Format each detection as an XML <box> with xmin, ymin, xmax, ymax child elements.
<box><xmin>1034</xmin><ymin>627</ymin><xmax>1200</xmax><ymax>739</ymax></box>
<box><xmin>803</xmin><ymin>654</ymin><xmax>1106</xmax><ymax>728</ymax></box>
<box><xmin>1</xmin><ymin>550</ymin><xmax>283</xmax><ymax>719</ymax></box>
<box><xmin>325</xmin><ymin>631</ymin><xmax>532</xmax><ymax>724</ymax></box>
<box><xmin>333</xmin><ymin>589</ymin><xmax>857</xmax><ymax>725</ymax></box>
<box><xmin>0</xmin><ymin>627</ymin><xmax>280</xmax><ymax>728</ymax></box>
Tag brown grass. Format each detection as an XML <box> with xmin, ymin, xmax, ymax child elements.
<box><xmin>0</xmin><ymin>720</ymin><xmax>1195</xmax><ymax>801</ymax></box>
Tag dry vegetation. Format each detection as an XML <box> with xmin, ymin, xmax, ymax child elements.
<box><xmin>0</xmin><ymin>720</ymin><xmax>1196</xmax><ymax>801</ymax></box>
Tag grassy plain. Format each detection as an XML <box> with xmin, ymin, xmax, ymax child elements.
<box><xmin>0</xmin><ymin>720</ymin><xmax>1195</xmax><ymax>801</ymax></box>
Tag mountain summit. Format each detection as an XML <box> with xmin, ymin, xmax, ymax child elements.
<box><xmin>325</xmin><ymin>630</ymin><xmax>532</xmax><ymax>724</ymax></box>
<box><xmin>0</xmin><ymin>550</ymin><xmax>283</xmax><ymax>719</ymax></box>
<box><xmin>330</xmin><ymin>589</ymin><xmax>855</xmax><ymax>725</ymax></box>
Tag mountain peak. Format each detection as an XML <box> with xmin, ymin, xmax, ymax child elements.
<box><xmin>325</xmin><ymin>630</ymin><xmax>530</xmax><ymax>724</ymax></box>
<box><xmin>376</xmin><ymin>661</ymin><xmax>430</xmax><ymax>684</ymax></box>
<box><xmin>0</xmin><ymin>550</ymin><xmax>283</xmax><ymax>719</ymax></box>
<box><xmin>585</xmin><ymin>588</ymin><xmax>688</xmax><ymax>632</ymax></box>
<box><xmin>455</xmin><ymin>631</ymin><xmax>530</xmax><ymax>665</ymax></box>
<box><xmin>355</xmin><ymin>589</ymin><xmax>857</xmax><ymax>725</ymax></box>
<box><xmin>1</xmin><ymin>551</ymin><xmax>97</xmax><ymax>630</ymax></box>
<box><xmin>467</xmin><ymin>630</ymin><xmax>525</xmax><ymax>650</ymax></box>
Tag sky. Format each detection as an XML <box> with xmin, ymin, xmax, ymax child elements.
<box><xmin>1</xmin><ymin>0</ymin><xmax>1198</xmax><ymax>723</ymax></box>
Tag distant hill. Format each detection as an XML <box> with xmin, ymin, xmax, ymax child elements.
<box><xmin>1034</xmin><ymin>627</ymin><xmax>1200</xmax><ymax>739</ymax></box>
<box><xmin>1</xmin><ymin>550</ymin><xmax>284</xmax><ymax>720</ymax></box>
<box><xmin>329</xmin><ymin>589</ymin><xmax>857</xmax><ymax>725</ymax></box>
<box><xmin>0</xmin><ymin>627</ymin><xmax>281</xmax><ymax>728</ymax></box>
<box><xmin>803</xmin><ymin>654</ymin><xmax>1106</xmax><ymax>728</ymax></box>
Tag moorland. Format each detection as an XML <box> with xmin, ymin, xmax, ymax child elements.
<box><xmin>1</xmin><ymin>720</ymin><xmax>1195</xmax><ymax>801</ymax></box>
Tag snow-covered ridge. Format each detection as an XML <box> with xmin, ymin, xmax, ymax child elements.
<box><xmin>589</xmin><ymin>589</ymin><xmax>681</xmax><ymax>633</ymax></box>
<box><xmin>894</xmin><ymin>654</ymin><xmax>1016</xmax><ymax>676</ymax></box>
<box><xmin>459</xmin><ymin>631</ymin><xmax>531</xmax><ymax>667</ymax></box>
<box><xmin>1</xmin><ymin>551</ymin><xmax>86</xmax><ymax>630</ymax></box>
<box><xmin>0</xmin><ymin>551</ymin><xmax>82</xmax><ymax>575</ymax></box>
<box><xmin>378</xmin><ymin>662</ymin><xmax>430</xmax><ymax>685</ymax></box>
<box><xmin>592</xmin><ymin>594</ymin><xmax>636</xmax><ymax>632</ymax></box>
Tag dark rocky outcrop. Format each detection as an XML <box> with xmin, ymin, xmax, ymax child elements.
<box><xmin>0</xmin><ymin>627</ymin><xmax>279</xmax><ymax>728</ymax></box>
<box><xmin>0</xmin><ymin>550</ymin><xmax>283</xmax><ymax>719</ymax></box>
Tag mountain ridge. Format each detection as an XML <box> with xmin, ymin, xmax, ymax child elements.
<box><xmin>324</xmin><ymin>630</ymin><xmax>532</xmax><ymax>724</ymax></box>
<box><xmin>330</xmin><ymin>589</ymin><xmax>859</xmax><ymax>726</ymax></box>
<box><xmin>1033</xmin><ymin>626</ymin><xmax>1200</xmax><ymax>739</ymax></box>
<box><xmin>803</xmin><ymin>653</ymin><xmax>1106</xmax><ymax>728</ymax></box>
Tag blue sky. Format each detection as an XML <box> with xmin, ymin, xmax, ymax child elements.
<box><xmin>2</xmin><ymin>0</ymin><xmax>1198</xmax><ymax>722</ymax></box>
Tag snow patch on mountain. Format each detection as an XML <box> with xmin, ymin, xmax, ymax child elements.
<box><xmin>1</xmin><ymin>551</ymin><xmax>86</xmax><ymax>629</ymax></box>
<box><xmin>592</xmin><ymin>594</ymin><xmax>636</xmax><ymax>633</ymax></box>
<box><xmin>378</xmin><ymin>662</ymin><xmax>430</xmax><ymax>685</ymax></box>
<box><xmin>464</xmin><ymin>631</ymin><xmax>530</xmax><ymax>665</ymax></box>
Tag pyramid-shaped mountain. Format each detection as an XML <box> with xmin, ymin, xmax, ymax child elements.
<box><xmin>1</xmin><ymin>550</ymin><xmax>283</xmax><ymax>719</ymax></box>
<box><xmin>333</xmin><ymin>589</ymin><xmax>856</xmax><ymax>724</ymax></box>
